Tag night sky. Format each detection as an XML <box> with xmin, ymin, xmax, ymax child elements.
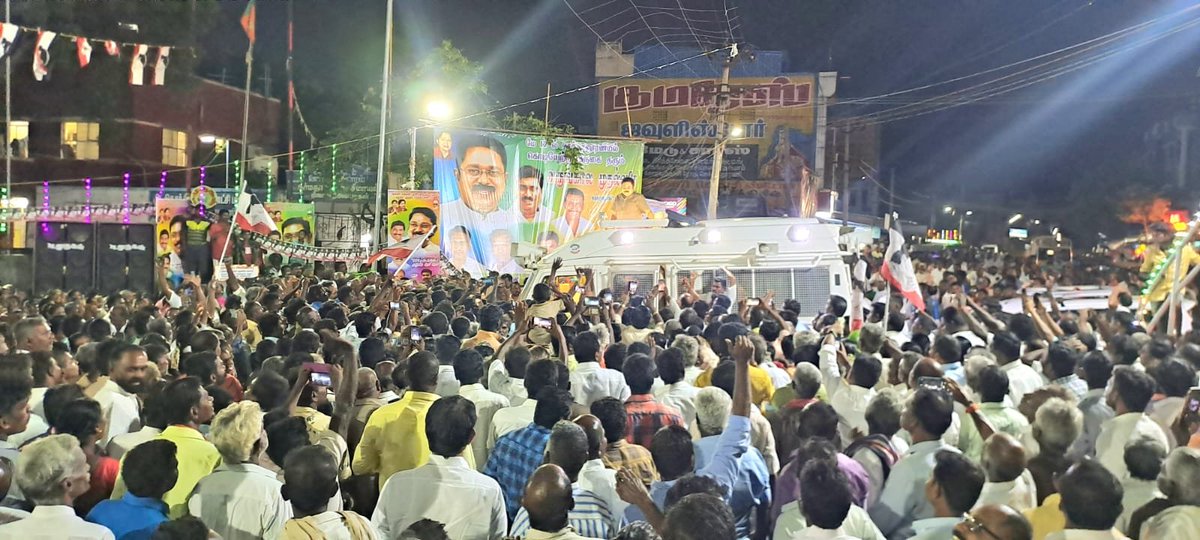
<box><xmin>200</xmin><ymin>0</ymin><xmax>1200</xmax><ymax>219</ymax></box>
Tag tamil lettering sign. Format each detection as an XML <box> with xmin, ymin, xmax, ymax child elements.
<box><xmin>643</xmin><ymin>143</ymin><xmax>758</xmax><ymax>181</ymax></box>
<box><xmin>286</xmin><ymin>165</ymin><xmax>378</xmax><ymax>201</ymax></box>
<box><xmin>598</xmin><ymin>75</ymin><xmax>820</xmax><ymax>215</ymax></box>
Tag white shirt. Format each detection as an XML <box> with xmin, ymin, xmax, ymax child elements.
<box><xmin>459</xmin><ymin>383</ymin><xmax>510</xmax><ymax>470</ymax></box>
<box><xmin>910</xmin><ymin>517</ymin><xmax>962</xmax><ymax>540</ymax></box>
<box><xmin>1095</xmin><ymin>412</ymin><xmax>1170</xmax><ymax>481</ymax></box>
<box><xmin>488</xmin><ymin>399</ymin><xmax>537</xmax><ymax>452</ymax></box>
<box><xmin>819</xmin><ymin>343</ymin><xmax>878</xmax><ymax>441</ymax></box>
<box><xmin>975</xmin><ymin>470</ymin><xmax>1037</xmax><ymax>512</ymax></box>
<box><xmin>0</xmin><ymin>505</ymin><xmax>114</xmax><ymax>540</ymax></box>
<box><xmin>953</xmin><ymin>330</ymin><xmax>987</xmax><ymax>348</ymax></box>
<box><xmin>372</xmin><ymin>455</ymin><xmax>507</xmax><ymax>540</ymax></box>
<box><xmin>487</xmin><ymin>359</ymin><xmax>527</xmax><ymax>407</ymax></box>
<box><xmin>577</xmin><ymin>458</ymin><xmax>626</xmax><ymax>524</ymax></box>
<box><xmin>655</xmin><ymin>381</ymin><xmax>700</xmax><ymax>431</ymax></box>
<box><xmin>552</xmin><ymin>215</ymin><xmax>592</xmax><ymax>240</ymax></box>
<box><xmin>1139</xmin><ymin>505</ymin><xmax>1200</xmax><ymax>540</ymax></box>
<box><xmin>1115</xmin><ymin>478</ymin><xmax>1160</xmax><ymax>534</ymax></box>
<box><xmin>6</xmin><ymin>413</ymin><xmax>47</xmax><ymax>449</ymax></box>
<box><xmin>684</xmin><ymin>366</ymin><xmax>704</xmax><ymax>386</ymax></box>
<box><xmin>187</xmin><ymin>462</ymin><xmax>293</xmax><ymax>540</ymax></box>
<box><xmin>1045</xmin><ymin>529</ymin><xmax>1129</xmax><ymax>540</ymax></box>
<box><xmin>1146</xmin><ymin>397</ymin><xmax>1186</xmax><ymax>449</ymax></box>
<box><xmin>569</xmin><ymin>362</ymin><xmax>631</xmax><ymax>406</ymax></box>
<box><xmin>436</xmin><ymin>365</ymin><xmax>461</xmax><ymax>397</ymax></box>
<box><xmin>289</xmin><ymin>511</ymin><xmax>380</xmax><ymax>540</ymax></box>
<box><xmin>762</xmin><ymin>362</ymin><xmax>792</xmax><ymax>389</ymax></box>
<box><xmin>1000</xmin><ymin>361</ymin><xmax>1044</xmax><ymax>406</ymax></box>
<box><xmin>869</xmin><ymin>440</ymin><xmax>960</xmax><ymax>540</ymax></box>
<box><xmin>749</xmin><ymin>405</ymin><xmax>780</xmax><ymax>475</ymax></box>
<box><xmin>772</xmin><ymin>500</ymin><xmax>884</xmax><ymax>540</ymax></box>
<box><xmin>105</xmin><ymin>426</ymin><xmax>163</xmax><ymax>460</ymax></box>
<box><xmin>94</xmin><ymin>379</ymin><xmax>141</xmax><ymax>445</ymax></box>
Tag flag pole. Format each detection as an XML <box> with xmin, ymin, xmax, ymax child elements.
<box><xmin>372</xmin><ymin>0</ymin><xmax>395</xmax><ymax>256</ymax></box>
<box><xmin>214</xmin><ymin>194</ymin><xmax>245</xmax><ymax>275</ymax></box>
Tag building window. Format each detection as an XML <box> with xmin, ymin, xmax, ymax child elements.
<box><xmin>162</xmin><ymin>128</ymin><xmax>188</xmax><ymax>166</ymax></box>
<box><xmin>61</xmin><ymin>121</ymin><xmax>100</xmax><ymax>160</ymax></box>
<box><xmin>6</xmin><ymin>121</ymin><xmax>27</xmax><ymax>158</ymax></box>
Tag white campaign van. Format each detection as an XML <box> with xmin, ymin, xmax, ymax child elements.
<box><xmin>519</xmin><ymin>217</ymin><xmax>852</xmax><ymax>317</ymax></box>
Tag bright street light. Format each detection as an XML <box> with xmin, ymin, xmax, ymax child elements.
<box><xmin>943</xmin><ymin>206</ymin><xmax>954</xmax><ymax>214</ymax></box>
<box><xmin>425</xmin><ymin>100</ymin><xmax>452</xmax><ymax>121</ymax></box>
<box><xmin>729</xmin><ymin>125</ymin><xmax>744</xmax><ymax>138</ymax></box>
<box><xmin>965</xmin><ymin>210</ymin><xmax>974</xmax><ymax>216</ymax></box>
<box><xmin>1008</xmin><ymin>213</ymin><xmax>1023</xmax><ymax>224</ymax></box>
<box><xmin>198</xmin><ymin>134</ymin><xmax>216</xmax><ymax>144</ymax></box>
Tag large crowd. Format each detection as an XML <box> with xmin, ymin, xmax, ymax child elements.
<box><xmin>0</xmin><ymin>234</ymin><xmax>1198</xmax><ymax>540</ymax></box>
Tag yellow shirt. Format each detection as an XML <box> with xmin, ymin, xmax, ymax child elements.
<box><xmin>1141</xmin><ymin>244</ymin><xmax>1200</xmax><ymax>302</ymax></box>
<box><xmin>695</xmin><ymin>364</ymin><xmax>775</xmax><ymax>409</ymax></box>
<box><xmin>112</xmin><ymin>425</ymin><xmax>221</xmax><ymax>518</ymax></box>
<box><xmin>351</xmin><ymin>391</ymin><xmax>474</xmax><ymax>489</ymax></box>
<box><xmin>1024</xmin><ymin>493</ymin><xmax>1066</xmax><ymax>540</ymax></box>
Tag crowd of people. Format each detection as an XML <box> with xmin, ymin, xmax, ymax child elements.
<box><xmin>0</xmin><ymin>242</ymin><xmax>1198</xmax><ymax>540</ymax></box>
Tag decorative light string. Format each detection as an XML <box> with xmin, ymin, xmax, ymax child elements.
<box><xmin>121</xmin><ymin>172</ymin><xmax>131</xmax><ymax>224</ymax></box>
<box><xmin>83</xmin><ymin>177</ymin><xmax>92</xmax><ymax>223</ymax></box>
<box><xmin>330</xmin><ymin>144</ymin><xmax>338</xmax><ymax>194</ymax></box>
<box><xmin>266</xmin><ymin>169</ymin><xmax>274</xmax><ymax>202</ymax></box>
<box><xmin>0</xmin><ymin>186</ymin><xmax>8</xmax><ymax>234</ymax></box>
<box><xmin>233</xmin><ymin>160</ymin><xmax>241</xmax><ymax>192</ymax></box>
<box><xmin>41</xmin><ymin>181</ymin><xmax>50</xmax><ymax>233</ymax></box>
<box><xmin>158</xmin><ymin>171</ymin><xmax>167</xmax><ymax>200</ymax></box>
<box><xmin>297</xmin><ymin>150</ymin><xmax>306</xmax><ymax>204</ymax></box>
<box><xmin>198</xmin><ymin>166</ymin><xmax>207</xmax><ymax>216</ymax></box>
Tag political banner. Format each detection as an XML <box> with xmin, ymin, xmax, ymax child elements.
<box><xmin>385</xmin><ymin>190</ymin><xmax>443</xmax><ymax>280</ymax></box>
<box><xmin>263</xmin><ymin>202</ymin><xmax>315</xmax><ymax>245</ymax></box>
<box><xmin>431</xmin><ymin>129</ymin><xmax>645</xmax><ymax>276</ymax></box>
<box><xmin>643</xmin><ymin>143</ymin><xmax>758</xmax><ymax>181</ymax></box>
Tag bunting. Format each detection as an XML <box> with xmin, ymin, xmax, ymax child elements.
<box><xmin>129</xmin><ymin>44</ymin><xmax>147</xmax><ymax>85</ymax></box>
<box><xmin>75</xmin><ymin>36</ymin><xmax>92</xmax><ymax>68</ymax></box>
<box><xmin>152</xmin><ymin>46</ymin><xmax>169</xmax><ymax>85</ymax></box>
<box><xmin>32</xmin><ymin>30</ymin><xmax>54</xmax><ymax>81</ymax></box>
<box><xmin>0</xmin><ymin>23</ymin><xmax>17</xmax><ymax>61</ymax></box>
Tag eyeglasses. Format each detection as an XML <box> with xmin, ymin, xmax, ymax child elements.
<box><xmin>462</xmin><ymin>166</ymin><xmax>505</xmax><ymax>181</ymax></box>
<box><xmin>961</xmin><ymin>513</ymin><xmax>1002</xmax><ymax>540</ymax></box>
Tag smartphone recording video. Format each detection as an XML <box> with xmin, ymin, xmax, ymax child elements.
<box><xmin>534</xmin><ymin>317</ymin><xmax>553</xmax><ymax>329</ymax></box>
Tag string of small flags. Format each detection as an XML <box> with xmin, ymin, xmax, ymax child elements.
<box><xmin>1</xmin><ymin>21</ymin><xmax>175</xmax><ymax>85</ymax></box>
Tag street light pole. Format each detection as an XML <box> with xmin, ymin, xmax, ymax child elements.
<box><xmin>372</xmin><ymin>0</ymin><xmax>395</xmax><ymax>253</ymax></box>
<box><xmin>706</xmin><ymin>45</ymin><xmax>735</xmax><ymax>222</ymax></box>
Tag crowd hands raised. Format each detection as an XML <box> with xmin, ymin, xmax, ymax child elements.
<box><xmin>0</xmin><ymin>247</ymin><xmax>1198</xmax><ymax>540</ymax></box>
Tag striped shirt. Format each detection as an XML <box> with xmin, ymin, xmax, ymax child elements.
<box><xmin>510</xmin><ymin>486</ymin><xmax>616</xmax><ymax>539</ymax></box>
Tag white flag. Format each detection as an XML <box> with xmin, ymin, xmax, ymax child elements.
<box><xmin>152</xmin><ymin>46</ymin><xmax>169</xmax><ymax>85</ymax></box>
<box><xmin>0</xmin><ymin>23</ymin><xmax>18</xmax><ymax>61</ymax></box>
<box><xmin>32</xmin><ymin>31</ymin><xmax>55</xmax><ymax>81</ymax></box>
<box><xmin>130</xmin><ymin>44</ymin><xmax>147</xmax><ymax>85</ymax></box>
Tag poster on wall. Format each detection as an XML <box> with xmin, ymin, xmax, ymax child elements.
<box><xmin>386</xmin><ymin>190</ymin><xmax>443</xmax><ymax>280</ymax></box>
<box><xmin>431</xmin><ymin>129</ymin><xmax>645</xmax><ymax>276</ymax></box>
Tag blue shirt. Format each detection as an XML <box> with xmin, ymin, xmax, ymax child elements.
<box><xmin>694</xmin><ymin>432</ymin><xmax>771</xmax><ymax>539</ymax></box>
<box><xmin>941</xmin><ymin>362</ymin><xmax>966</xmax><ymax>386</ymax></box>
<box><xmin>483</xmin><ymin>423</ymin><xmax>552</xmax><ymax>520</ymax></box>
<box><xmin>629</xmin><ymin>415</ymin><xmax>752</xmax><ymax>523</ymax></box>
<box><xmin>86</xmin><ymin>493</ymin><xmax>169</xmax><ymax>540</ymax></box>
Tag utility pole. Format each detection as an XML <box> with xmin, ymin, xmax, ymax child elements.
<box><xmin>841</xmin><ymin>126</ymin><xmax>850</xmax><ymax>226</ymax></box>
<box><xmin>706</xmin><ymin>45</ymin><xmax>736</xmax><ymax>221</ymax></box>
<box><xmin>286</xmin><ymin>0</ymin><xmax>295</xmax><ymax>171</ymax></box>
<box><xmin>372</xmin><ymin>0</ymin><xmax>395</xmax><ymax>252</ymax></box>
<box><xmin>888</xmin><ymin>168</ymin><xmax>895</xmax><ymax>216</ymax></box>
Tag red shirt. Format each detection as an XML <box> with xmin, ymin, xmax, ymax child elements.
<box><xmin>209</xmin><ymin>221</ymin><xmax>231</xmax><ymax>259</ymax></box>
<box><xmin>624</xmin><ymin>394</ymin><xmax>685</xmax><ymax>449</ymax></box>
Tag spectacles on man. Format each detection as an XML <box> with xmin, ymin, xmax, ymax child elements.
<box><xmin>958</xmin><ymin>513</ymin><xmax>1002</xmax><ymax>540</ymax></box>
<box><xmin>462</xmin><ymin>166</ymin><xmax>505</xmax><ymax>181</ymax></box>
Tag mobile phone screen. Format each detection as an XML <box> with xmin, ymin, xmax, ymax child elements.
<box><xmin>534</xmin><ymin>317</ymin><xmax>552</xmax><ymax>329</ymax></box>
<box><xmin>584</xmin><ymin>297</ymin><xmax>600</xmax><ymax>307</ymax></box>
<box><xmin>628</xmin><ymin>281</ymin><xmax>638</xmax><ymax>294</ymax></box>
<box><xmin>410</xmin><ymin>328</ymin><xmax>422</xmax><ymax>341</ymax></box>
<box><xmin>603</xmin><ymin>293</ymin><xmax>613</xmax><ymax>304</ymax></box>
<box><xmin>917</xmin><ymin>376</ymin><xmax>947</xmax><ymax>393</ymax></box>
<box><xmin>310</xmin><ymin>372</ymin><xmax>332</xmax><ymax>386</ymax></box>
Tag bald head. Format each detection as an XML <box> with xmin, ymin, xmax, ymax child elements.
<box><xmin>523</xmin><ymin>464</ymin><xmax>574</xmax><ymax>532</ymax></box>
<box><xmin>954</xmin><ymin>504</ymin><xmax>1033</xmax><ymax>540</ymax></box>
<box><xmin>357</xmin><ymin>367</ymin><xmax>379</xmax><ymax>399</ymax></box>
<box><xmin>909</xmin><ymin>357</ymin><xmax>943</xmax><ymax>387</ymax></box>
<box><xmin>282</xmin><ymin>445</ymin><xmax>340</xmax><ymax>516</ymax></box>
<box><xmin>983</xmin><ymin>432</ymin><xmax>1027</xmax><ymax>483</ymax></box>
<box><xmin>406</xmin><ymin>352</ymin><xmax>440</xmax><ymax>393</ymax></box>
<box><xmin>574</xmin><ymin>414</ymin><xmax>606</xmax><ymax>460</ymax></box>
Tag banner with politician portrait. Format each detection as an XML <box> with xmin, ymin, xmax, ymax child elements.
<box><xmin>262</xmin><ymin>202</ymin><xmax>315</xmax><ymax>245</ymax></box>
<box><xmin>431</xmin><ymin>129</ymin><xmax>645</xmax><ymax>276</ymax></box>
<box><xmin>385</xmin><ymin>190</ymin><xmax>443</xmax><ymax>280</ymax></box>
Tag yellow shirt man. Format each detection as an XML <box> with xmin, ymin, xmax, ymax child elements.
<box><xmin>112</xmin><ymin>425</ymin><xmax>221</xmax><ymax>518</ymax></box>
<box><xmin>351</xmin><ymin>391</ymin><xmax>475</xmax><ymax>489</ymax></box>
<box><xmin>1141</xmin><ymin>243</ymin><xmax>1200</xmax><ymax>303</ymax></box>
<box><xmin>696</xmin><ymin>363</ymin><xmax>775</xmax><ymax>409</ymax></box>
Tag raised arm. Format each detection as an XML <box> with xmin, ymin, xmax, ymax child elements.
<box><xmin>323</xmin><ymin>334</ymin><xmax>359</xmax><ymax>441</ymax></box>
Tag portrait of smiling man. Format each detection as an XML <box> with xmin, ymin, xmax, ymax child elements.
<box><xmin>442</xmin><ymin>134</ymin><xmax>515</xmax><ymax>233</ymax></box>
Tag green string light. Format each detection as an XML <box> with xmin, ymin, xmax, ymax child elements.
<box><xmin>0</xmin><ymin>186</ymin><xmax>8</xmax><ymax>234</ymax></box>
<box><xmin>266</xmin><ymin>169</ymin><xmax>274</xmax><ymax>202</ymax></box>
<box><xmin>330</xmin><ymin>144</ymin><xmax>339</xmax><ymax>194</ymax></box>
<box><xmin>1142</xmin><ymin>228</ymin><xmax>1196</xmax><ymax>295</ymax></box>
<box><xmin>298</xmin><ymin>150</ymin><xmax>306</xmax><ymax>204</ymax></box>
<box><xmin>234</xmin><ymin>160</ymin><xmax>242</xmax><ymax>192</ymax></box>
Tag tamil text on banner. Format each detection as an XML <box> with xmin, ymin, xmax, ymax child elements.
<box><xmin>597</xmin><ymin>75</ymin><xmax>819</xmax><ymax>216</ymax></box>
<box><xmin>286</xmin><ymin>165</ymin><xmax>377</xmax><ymax>202</ymax></box>
<box><xmin>431</xmin><ymin>129</ymin><xmax>645</xmax><ymax>276</ymax></box>
<box><xmin>385</xmin><ymin>190</ymin><xmax>443</xmax><ymax>280</ymax></box>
